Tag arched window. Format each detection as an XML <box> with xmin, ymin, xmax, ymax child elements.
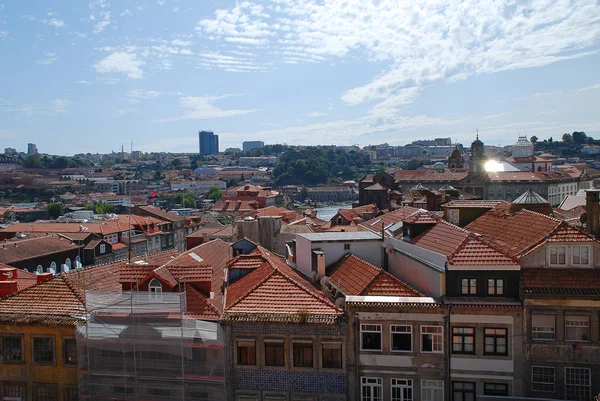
<box><xmin>50</xmin><ymin>262</ymin><xmax>57</xmax><ymax>274</ymax></box>
<box><xmin>149</xmin><ymin>278</ymin><xmax>162</xmax><ymax>300</ymax></box>
<box><xmin>36</xmin><ymin>265</ymin><xmax>43</xmax><ymax>274</ymax></box>
<box><xmin>75</xmin><ymin>256</ymin><xmax>81</xmax><ymax>268</ymax></box>
<box><xmin>65</xmin><ymin>258</ymin><xmax>72</xmax><ymax>269</ymax></box>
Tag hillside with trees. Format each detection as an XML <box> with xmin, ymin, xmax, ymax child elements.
<box><xmin>532</xmin><ymin>131</ymin><xmax>595</xmax><ymax>156</ymax></box>
<box><xmin>272</xmin><ymin>147</ymin><xmax>370</xmax><ymax>185</ymax></box>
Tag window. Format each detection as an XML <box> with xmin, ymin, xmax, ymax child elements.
<box><xmin>99</xmin><ymin>244</ymin><xmax>106</xmax><ymax>254</ymax></box>
<box><xmin>487</xmin><ymin>279</ymin><xmax>504</xmax><ymax>295</ymax></box>
<box><xmin>565</xmin><ymin>315</ymin><xmax>589</xmax><ymax>341</ymax></box>
<box><xmin>484</xmin><ymin>328</ymin><xmax>507</xmax><ymax>355</ymax></box>
<box><xmin>506</xmin><ymin>188</ymin><xmax>511</xmax><ymax>194</ymax></box>
<box><xmin>63</xmin><ymin>386</ymin><xmax>78</xmax><ymax>401</ymax></box>
<box><xmin>549</xmin><ymin>245</ymin><xmax>566</xmax><ymax>265</ymax></box>
<box><xmin>322</xmin><ymin>342</ymin><xmax>342</xmax><ymax>369</ymax></box>
<box><xmin>461</xmin><ymin>278</ymin><xmax>477</xmax><ymax>295</ymax></box>
<box><xmin>421</xmin><ymin>326</ymin><xmax>443</xmax><ymax>353</ymax></box>
<box><xmin>34</xmin><ymin>384</ymin><xmax>57</xmax><ymax>401</ymax></box>
<box><xmin>565</xmin><ymin>367</ymin><xmax>591</xmax><ymax>400</ymax></box>
<box><xmin>361</xmin><ymin>377</ymin><xmax>382</xmax><ymax>401</ymax></box>
<box><xmin>49</xmin><ymin>262</ymin><xmax>57</xmax><ymax>273</ymax></box>
<box><xmin>452</xmin><ymin>382</ymin><xmax>475</xmax><ymax>401</ymax></box>
<box><xmin>33</xmin><ymin>337</ymin><xmax>54</xmax><ymax>363</ymax></box>
<box><xmin>264</xmin><ymin>340</ymin><xmax>285</xmax><ymax>367</ymax></box>
<box><xmin>572</xmin><ymin>246</ymin><xmax>590</xmax><ymax>265</ymax></box>
<box><xmin>344</xmin><ymin>243</ymin><xmax>350</xmax><ymax>250</ymax></box>
<box><xmin>149</xmin><ymin>278</ymin><xmax>162</xmax><ymax>300</ymax></box>
<box><xmin>532</xmin><ymin>314</ymin><xmax>555</xmax><ymax>340</ymax></box>
<box><xmin>75</xmin><ymin>255</ymin><xmax>81</xmax><ymax>268</ymax></box>
<box><xmin>63</xmin><ymin>339</ymin><xmax>77</xmax><ymax>365</ymax></box>
<box><xmin>37</xmin><ymin>265</ymin><xmax>44</xmax><ymax>274</ymax></box>
<box><xmin>484</xmin><ymin>383</ymin><xmax>508</xmax><ymax>396</ymax></box>
<box><xmin>391</xmin><ymin>325</ymin><xmax>412</xmax><ymax>352</ymax></box>
<box><xmin>236</xmin><ymin>339</ymin><xmax>256</xmax><ymax>365</ymax></box>
<box><xmin>1</xmin><ymin>335</ymin><xmax>23</xmax><ymax>362</ymax></box>
<box><xmin>452</xmin><ymin>327</ymin><xmax>475</xmax><ymax>354</ymax></box>
<box><xmin>422</xmin><ymin>380</ymin><xmax>444</xmax><ymax>401</ymax></box>
<box><xmin>292</xmin><ymin>341</ymin><xmax>313</xmax><ymax>368</ymax></box>
<box><xmin>391</xmin><ymin>379</ymin><xmax>412</xmax><ymax>401</ymax></box>
<box><xmin>361</xmin><ymin>324</ymin><xmax>382</xmax><ymax>351</ymax></box>
<box><xmin>1</xmin><ymin>383</ymin><xmax>26</xmax><ymax>400</ymax></box>
<box><xmin>532</xmin><ymin>367</ymin><xmax>555</xmax><ymax>392</ymax></box>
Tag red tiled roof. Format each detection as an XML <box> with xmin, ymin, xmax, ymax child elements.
<box><xmin>466</xmin><ymin>208</ymin><xmax>562</xmax><ymax>257</ymax></box>
<box><xmin>0</xmin><ymin>236</ymin><xmax>81</xmax><ymax>264</ymax></box>
<box><xmin>394</xmin><ymin>170</ymin><xmax>468</xmax><ymax>182</ymax></box>
<box><xmin>327</xmin><ymin>254</ymin><xmax>422</xmax><ymax>297</ymax></box>
<box><xmin>410</xmin><ymin>220</ymin><xmax>469</xmax><ymax>256</ymax></box>
<box><xmin>0</xmin><ymin>221</ymin><xmax>133</xmax><ymax>236</ymax></box>
<box><xmin>0</xmin><ymin>264</ymin><xmax>37</xmax><ymax>293</ymax></box>
<box><xmin>522</xmin><ymin>268</ymin><xmax>600</xmax><ymax>295</ymax></box>
<box><xmin>359</xmin><ymin>206</ymin><xmax>422</xmax><ymax>230</ymax></box>
<box><xmin>210</xmin><ymin>200</ymin><xmax>259</xmax><ymax>213</ymax></box>
<box><xmin>448</xmin><ymin>235</ymin><xmax>519</xmax><ymax>266</ymax></box>
<box><xmin>224</xmin><ymin>246</ymin><xmax>341</xmax><ymax>323</ymax></box>
<box><xmin>442</xmin><ymin>200</ymin><xmax>509</xmax><ymax>209</ymax></box>
<box><xmin>135</xmin><ymin>205</ymin><xmax>185</xmax><ymax>222</ymax></box>
<box><xmin>487</xmin><ymin>171</ymin><xmax>576</xmax><ymax>181</ymax></box>
<box><xmin>183</xmin><ymin>284</ymin><xmax>220</xmax><ymax>320</ymax></box>
<box><xmin>168</xmin><ymin>266</ymin><xmax>212</xmax><ymax>282</ymax></box>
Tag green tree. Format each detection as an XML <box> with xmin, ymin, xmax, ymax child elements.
<box><xmin>206</xmin><ymin>186</ymin><xmax>223</xmax><ymax>201</ymax></box>
<box><xmin>562</xmin><ymin>133</ymin><xmax>573</xmax><ymax>143</ymax></box>
<box><xmin>299</xmin><ymin>185</ymin><xmax>309</xmax><ymax>200</ymax></box>
<box><xmin>24</xmin><ymin>155</ymin><xmax>42</xmax><ymax>168</ymax></box>
<box><xmin>46</xmin><ymin>203</ymin><xmax>65</xmax><ymax>219</ymax></box>
<box><xmin>572</xmin><ymin>131</ymin><xmax>587</xmax><ymax>145</ymax></box>
<box><xmin>530</xmin><ymin>135</ymin><xmax>538</xmax><ymax>144</ymax></box>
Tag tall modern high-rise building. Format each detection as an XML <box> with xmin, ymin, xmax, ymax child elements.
<box><xmin>242</xmin><ymin>141</ymin><xmax>264</xmax><ymax>152</ymax></box>
<box><xmin>198</xmin><ymin>131</ymin><xmax>219</xmax><ymax>155</ymax></box>
<box><xmin>27</xmin><ymin>143</ymin><xmax>38</xmax><ymax>155</ymax></box>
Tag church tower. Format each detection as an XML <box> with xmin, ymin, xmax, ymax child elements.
<box><xmin>468</xmin><ymin>133</ymin><xmax>486</xmax><ymax>175</ymax></box>
<box><xmin>447</xmin><ymin>145</ymin><xmax>464</xmax><ymax>170</ymax></box>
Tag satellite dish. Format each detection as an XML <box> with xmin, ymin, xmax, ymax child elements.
<box><xmin>320</xmin><ymin>276</ymin><xmax>329</xmax><ymax>288</ymax></box>
<box><xmin>335</xmin><ymin>297</ymin><xmax>346</xmax><ymax>310</ymax></box>
<box><xmin>385</xmin><ymin>244</ymin><xmax>394</xmax><ymax>255</ymax></box>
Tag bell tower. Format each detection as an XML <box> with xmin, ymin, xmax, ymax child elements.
<box><xmin>468</xmin><ymin>130</ymin><xmax>486</xmax><ymax>175</ymax></box>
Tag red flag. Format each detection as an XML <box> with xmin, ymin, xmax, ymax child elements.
<box><xmin>150</xmin><ymin>189</ymin><xmax>157</xmax><ymax>197</ymax></box>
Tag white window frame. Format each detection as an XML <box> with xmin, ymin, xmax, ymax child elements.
<box><xmin>391</xmin><ymin>378</ymin><xmax>413</xmax><ymax>401</ymax></box>
<box><xmin>421</xmin><ymin>326</ymin><xmax>443</xmax><ymax>353</ymax></box>
<box><xmin>565</xmin><ymin>367</ymin><xmax>591</xmax><ymax>400</ymax></box>
<box><xmin>532</xmin><ymin>366</ymin><xmax>555</xmax><ymax>392</ymax></box>
<box><xmin>421</xmin><ymin>380</ymin><xmax>443</xmax><ymax>401</ymax></box>
<box><xmin>149</xmin><ymin>278</ymin><xmax>163</xmax><ymax>300</ymax></box>
<box><xmin>99</xmin><ymin>244</ymin><xmax>106</xmax><ymax>254</ymax></box>
<box><xmin>549</xmin><ymin>245</ymin><xmax>566</xmax><ymax>266</ymax></box>
<box><xmin>565</xmin><ymin>315</ymin><xmax>589</xmax><ymax>342</ymax></box>
<box><xmin>532</xmin><ymin>314</ymin><xmax>555</xmax><ymax>341</ymax></box>
<box><xmin>360</xmin><ymin>324</ymin><xmax>382</xmax><ymax>351</ymax></box>
<box><xmin>572</xmin><ymin>245</ymin><xmax>590</xmax><ymax>266</ymax></box>
<box><xmin>361</xmin><ymin>377</ymin><xmax>383</xmax><ymax>401</ymax></box>
<box><xmin>390</xmin><ymin>325</ymin><xmax>412</xmax><ymax>353</ymax></box>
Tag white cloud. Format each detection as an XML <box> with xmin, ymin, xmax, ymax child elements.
<box><xmin>173</xmin><ymin>7</ymin><xmax>179</xmax><ymax>13</ymax></box>
<box><xmin>90</xmin><ymin>0</ymin><xmax>108</xmax><ymax>8</ymax></box>
<box><xmin>93</xmin><ymin>11</ymin><xmax>111</xmax><ymax>33</ymax></box>
<box><xmin>42</xmin><ymin>18</ymin><xmax>65</xmax><ymax>28</ymax></box>
<box><xmin>22</xmin><ymin>15</ymin><xmax>36</xmax><ymax>21</ymax></box>
<box><xmin>93</xmin><ymin>52</ymin><xmax>144</xmax><ymax>79</ymax></box>
<box><xmin>157</xmin><ymin>0</ymin><xmax>166</xmax><ymax>6</ymax></box>
<box><xmin>578</xmin><ymin>84</ymin><xmax>600</xmax><ymax>92</ymax></box>
<box><xmin>0</xmin><ymin>31</ymin><xmax>7</xmax><ymax>39</ymax></box>
<box><xmin>306</xmin><ymin>112</ymin><xmax>326</xmax><ymax>117</ymax></box>
<box><xmin>78</xmin><ymin>80</ymin><xmax>92</xmax><ymax>84</ymax></box>
<box><xmin>172</xmin><ymin>39</ymin><xmax>192</xmax><ymax>47</ymax></box>
<box><xmin>36</xmin><ymin>52</ymin><xmax>58</xmax><ymax>65</ymax></box>
<box><xmin>0</xmin><ymin>129</ymin><xmax>15</xmax><ymax>139</ymax></box>
<box><xmin>50</xmin><ymin>98</ymin><xmax>71</xmax><ymax>114</ymax></box>
<box><xmin>155</xmin><ymin>95</ymin><xmax>257</xmax><ymax>122</ymax></box>
<box><xmin>126</xmin><ymin>89</ymin><xmax>162</xmax><ymax>99</ymax></box>
<box><xmin>120</xmin><ymin>9</ymin><xmax>131</xmax><ymax>17</ymax></box>
<box><xmin>196</xmin><ymin>0</ymin><xmax>600</xmax><ymax>113</ymax></box>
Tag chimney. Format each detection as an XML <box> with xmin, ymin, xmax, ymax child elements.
<box><xmin>0</xmin><ymin>281</ymin><xmax>18</xmax><ymax>298</ymax></box>
<box><xmin>36</xmin><ymin>273</ymin><xmax>53</xmax><ymax>284</ymax></box>
<box><xmin>586</xmin><ymin>190</ymin><xmax>600</xmax><ymax>238</ymax></box>
<box><xmin>0</xmin><ymin>267</ymin><xmax>18</xmax><ymax>281</ymax></box>
<box><xmin>311</xmin><ymin>250</ymin><xmax>326</xmax><ymax>278</ymax></box>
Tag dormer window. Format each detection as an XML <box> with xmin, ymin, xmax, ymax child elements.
<box><xmin>337</xmin><ymin>217</ymin><xmax>343</xmax><ymax>225</ymax></box>
<box><xmin>149</xmin><ymin>278</ymin><xmax>162</xmax><ymax>300</ymax></box>
<box><xmin>549</xmin><ymin>246</ymin><xmax>566</xmax><ymax>266</ymax></box>
<box><xmin>572</xmin><ymin>246</ymin><xmax>590</xmax><ymax>265</ymax></box>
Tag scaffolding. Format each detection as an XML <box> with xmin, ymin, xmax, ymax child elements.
<box><xmin>77</xmin><ymin>290</ymin><xmax>226</xmax><ymax>401</ymax></box>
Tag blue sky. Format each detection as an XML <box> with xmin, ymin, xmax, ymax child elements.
<box><xmin>0</xmin><ymin>0</ymin><xmax>599</xmax><ymax>155</ymax></box>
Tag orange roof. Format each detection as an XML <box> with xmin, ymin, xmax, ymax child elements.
<box><xmin>466</xmin><ymin>208</ymin><xmax>564</xmax><ymax>257</ymax></box>
<box><xmin>522</xmin><ymin>268</ymin><xmax>600</xmax><ymax>296</ymax></box>
<box><xmin>135</xmin><ymin>205</ymin><xmax>185</xmax><ymax>222</ymax></box>
<box><xmin>327</xmin><ymin>254</ymin><xmax>422</xmax><ymax>297</ymax></box>
<box><xmin>442</xmin><ymin>200</ymin><xmax>510</xmax><ymax>209</ymax></box>
<box><xmin>0</xmin><ymin>264</ymin><xmax>37</xmax><ymax>293</ymax></box>
<box><xmin>0</xmin><ymin>221</ymin><xmax>133</xmax><ymax>236</ymax></box>
<box><xmin>410</xmin><ymin>220</ymin><xmax>470</xmax><ymax>256</ymax></box>
<box><xmin>360</xmin><ymin>206</ymin><xmax>422</xmax><ymax>231</ymax></box>
<box><xmin>224</xmin><ymin>246</ymin><xmax>341</xmax><ymax>323</ymax></box>
<box><xmin>394</xmin><ymin>170</ymin><xmax>468</xmax><ymax>182</ymax></box>
<box><xmin>448</xmin><ymin>235</ymin><xmax>519</xmax><ymax>267</ymax></box>
<box><xmin>487</xmin><ymin>171</ymin><xmax>576</xmax><ymax>181</ymax></box>
<box><xmin>0</xmin><ymin>236</ymin><xmax>81</xmax><ymax>264</ymax></box>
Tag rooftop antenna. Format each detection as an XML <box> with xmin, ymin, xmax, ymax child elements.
<box><xmin>476</xmin><ymin>128</ymin><xmax>479</xmax><ymax>140</ymax></box>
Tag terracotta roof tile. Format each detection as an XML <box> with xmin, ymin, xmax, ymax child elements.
<box><xmin>0</xmin><ymin>236</ymin><xmax>81</xmax><ymax>264</ymax></box>
<box><xmin>448</xmin><ymin>235</ymin><xmax>519</xmax><ymax>266</ymax></box>
<box><xmin>522</xmin><ymin>268</ymin><xmax>600</xmax><ymax>295</ymax></box>
<box><xmin>410</xmin><ymin>220</ymin><xmax>469</xmax><ymax>256</ymax></box>
<box><xmin>442</xmin><ymin>200</ymin><xmax>510</xmax><ymax>209</ymax></box>
<box><xmin>327</xmin><ymin>254</ymin><xmax>422</xmax><ymax>296</ymax></box>
<box><xmin>394</xmin><ymin>170</ymin><xmax>468</xmax><ymax>182</ymax></box>
<box><xmin>359</xmin><ymin>206</ymin><xmax>423</xmax><ymax>231</ymax></box>
<box><xmin>135</xmin><ymin>205</ymin><xmax>185</xmax><ymax>222</ymax></box>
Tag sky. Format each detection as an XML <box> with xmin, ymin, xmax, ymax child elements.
<box><xmin>0</xmin><ymin>0</ymin><xmax>599</xmax><ymax>155</ymax></box>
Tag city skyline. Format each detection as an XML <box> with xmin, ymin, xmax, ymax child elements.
<box><xmin>1</xmin><ymin>0</ymin><xmax>600</xmax><ymax>155</ymax></box>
